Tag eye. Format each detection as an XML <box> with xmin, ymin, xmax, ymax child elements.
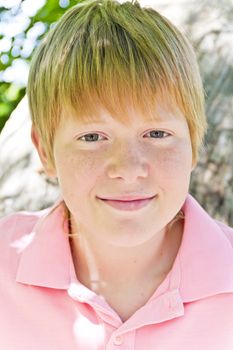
<box><xmin>78</xmin><ymin>133</ymin><xmax>106</xmax><ymax>142</ymax></box>
<box><xmin>144</xmin><ymin>130</ymin><xmax>171</xmax><ymax>139</ymax></box>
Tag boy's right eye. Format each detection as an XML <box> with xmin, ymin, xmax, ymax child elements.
<box><xmin>78</xmin><ymin>133</ymin><xmax>106</xmax><ymax>142</ymax></box>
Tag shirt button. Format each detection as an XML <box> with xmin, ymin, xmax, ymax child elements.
<box><xmin>113</xmin><ymin>335</ymin><xmax>123</xmax><ymax>345</ymax></box>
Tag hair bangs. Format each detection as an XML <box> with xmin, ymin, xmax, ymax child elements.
<box><xmin>54</xmin><ymin>11</ymin><xmax>180</xmax><ymax>125</ymax></box>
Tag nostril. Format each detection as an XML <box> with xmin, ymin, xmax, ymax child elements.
<box><xmin>106</xmin><ymin>160</ymin><xmax>149</xmax><ymax>181</ymax></box>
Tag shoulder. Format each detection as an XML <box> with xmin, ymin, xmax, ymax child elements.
<box><xmin>0</xmin><ymin>208</ymin><xmax>52</xmax><ymax>284</ymax></box>
<box><xmin>215</xmin><ymin>219</ymin><xmax>233</xmax><ymax>247</ymax></box>
<box><xmin>185</xmin><ymin>194</ymin><xmax>233</xmax><ymax>246</ymax></box>
<box><xmin>0</xmin><ymin>209</ymin><xmax>50</xmax><ymax>250</ymax></box>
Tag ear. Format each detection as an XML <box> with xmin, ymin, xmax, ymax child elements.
<box><xmin>31</xmin><ymin>125</ymin><xmax>57</xmax><ymax>178</ymax></box>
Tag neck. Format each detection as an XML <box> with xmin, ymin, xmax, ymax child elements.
<box><xmin>68</xmin><ymin>214</ymin><xmax>183</xmax><ymax>295</ymax></box>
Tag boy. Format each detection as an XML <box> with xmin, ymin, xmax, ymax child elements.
<box><xmin>0</xmin><ymin>1</ymin><xmax>233</xmax><ymax>349</ymax></box>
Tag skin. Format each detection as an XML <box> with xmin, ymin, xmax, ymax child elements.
<box><xmin>32</xmin><ymin>101</ymin><xmax>194</xmax><ymax>321</ymax></box>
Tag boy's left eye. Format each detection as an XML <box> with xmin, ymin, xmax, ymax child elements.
<box><xmin>144</xmin><ymin>130</ymin><xmax>170</xmax><ymax>138</ymax></box>
<box><xmin>78</xmin><ymin>133</ymin><xmax>105</xmax><ymax>142</ymax></box>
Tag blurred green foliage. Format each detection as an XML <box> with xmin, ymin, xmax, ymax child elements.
<box><xmin>0</xmin><ymin>0</ymin><xmax>81</xmax><ymax>132</ymax></box>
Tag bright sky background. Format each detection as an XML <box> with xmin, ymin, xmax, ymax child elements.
<box><xmin>0</xmin><ymin>0</ymin><xmax>47</xmax><ymax>85</ymax></box>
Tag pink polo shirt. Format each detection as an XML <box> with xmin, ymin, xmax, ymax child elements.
<box><xmin>0</xmin><ymin>194</ymin><xmax>233</xmax><ymax>349</ymax></box>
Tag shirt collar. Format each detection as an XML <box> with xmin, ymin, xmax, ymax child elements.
<box><xmin>16</xmin><ymin>194</ymin><xmax>233</xmax><ymax>301</ymax></box>
<box><xmin>16</xmin><ymin>201</ymin><xmax>72</xmax><ymax>289</ymax></box>
<box><xmin>175</xmin><ymin>195</ymin><xmax>233</xmax><ymax>302</ymax></box>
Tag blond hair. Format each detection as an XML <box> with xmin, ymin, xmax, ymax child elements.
<box><xmin>27</xmin><ymin>0</ymin><xmax>207</xmax><ymax>166</ymax></box>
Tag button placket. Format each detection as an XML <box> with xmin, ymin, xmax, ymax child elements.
<box><xmin>106</xmin><ymin>330</ymin><xmax>135</xmax><ymax>350</ymax></box>
<box><xmin>113</xmin><ymin>334</ymin><xmax>123</xmax><ymax>345</ymax></box>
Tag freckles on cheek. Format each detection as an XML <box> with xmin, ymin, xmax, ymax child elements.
<box><xmin>155</xmin><ymin>145</ymin><xmax>192</xmax><ymax>176</ymax></box>
<box><xmin>64</xmin><ymin>152</ymin><xmax>103</xmax><ymax>182</ymax></box>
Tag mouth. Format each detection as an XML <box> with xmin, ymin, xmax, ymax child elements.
<box><xmin>97</xmin><ymin>195</ymin><xmax>156</xmax><ymax>211</ymax></box>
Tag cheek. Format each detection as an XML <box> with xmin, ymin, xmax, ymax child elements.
<box><xmin>56</xmin><ymin>150</ymin><xmax>104</xmax><ymax>190</ymax></box>
<box><xmin>153</xmin><ymin>142</ymin><xmax>192</xmax><ymax>181</ymax></box>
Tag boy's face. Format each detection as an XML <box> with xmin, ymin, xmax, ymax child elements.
<box><xmin>33</xmin><ymin>102</ymin><xmax>193</xmax><ymax>247</ymax></box>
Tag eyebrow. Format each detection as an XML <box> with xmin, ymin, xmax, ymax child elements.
<box><xmin>73</xmin><ymin>109</ymin><xmax>184</xmax><ymax>127</ymax></box>
<box><xmin>73</xmin><ymin>120</ymin><xmax>184</xmax><ymax>136</ymax></box>
<box><xmin>78</xmin><ymin>115</ymin><xmax>182</xmax><ymax>126</ymax></box>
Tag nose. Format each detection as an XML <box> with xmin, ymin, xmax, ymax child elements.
<box><xmin>106</xmin><ymin>142</ymin><xmax>149</xmax><ymax>183</ymax></box>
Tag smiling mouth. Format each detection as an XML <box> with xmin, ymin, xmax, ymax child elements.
<box><xmin>98</xmin><ymin>196</ymin><xmax>156</xmax><ymax>211</ymax></box>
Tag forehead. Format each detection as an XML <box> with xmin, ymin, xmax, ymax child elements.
<box><xmin>61</xmin><ymin>98</ymin><xmax>186</xmax><ymax>128</ymax></box>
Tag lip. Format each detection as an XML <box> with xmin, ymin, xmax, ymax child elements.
<box><xmin>98</xmin><ymin>195</ymin><xmax>156</xmax><ymax>211</ymax></box>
